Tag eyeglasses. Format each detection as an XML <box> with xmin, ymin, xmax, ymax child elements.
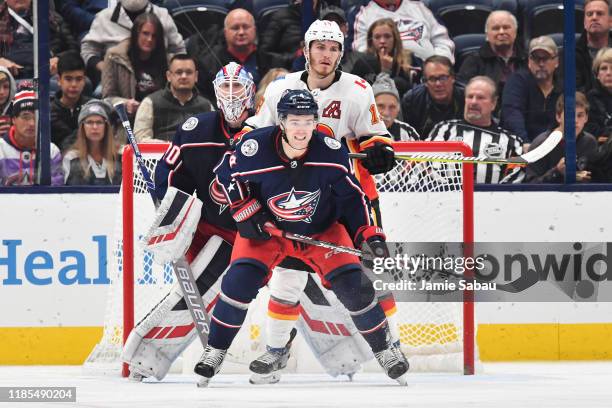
<box><xmin>171</xmin><ymin>69</ymin><xmax>195</xmax><ymax>76</ymax></box>
<box><xmin>84</xmin><ymin>120</ymin><xmax>105</xmax><ymax>127</ymax></box>
<box><xmin>529</xmin><ymin>54</ymin><xmax>557</xmax><ymax>64</ymax></box>
<box><xmin>424</xmin><ymin>75</ymin><xmax>452</xmax><ymax>84</ymax></box>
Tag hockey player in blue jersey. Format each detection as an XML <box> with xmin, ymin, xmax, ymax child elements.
<box><xmin>121</xmin><ymin>62</ymin><xmax>255</xmax><ymax>381</ymax></box>
<box><xmin>194</xmin><ymin>89</ymin><xmax>409</xmax><ymax>386</ymax></box>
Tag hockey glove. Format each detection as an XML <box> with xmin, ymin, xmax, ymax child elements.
<box><xmin>231</xmin><ymin>198</ymin><xmax>272</xmax><ymax>241</ymax></box>
<box><xmin>361</xmin><ymin>142</ymin><xmax>395</xmax><ymax>175</ymax></box>
<box><xmin>355</xmin><ymin>225</ymin><xmax>390</xmax><ymax>261</ymax></box>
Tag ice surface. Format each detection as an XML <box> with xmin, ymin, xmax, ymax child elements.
<box><xmin>0</xmin><ymin>362</ymin><xmax>611</xmax><ymax>408</ymax></box>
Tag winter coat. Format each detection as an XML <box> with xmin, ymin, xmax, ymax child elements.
<box><xmin>101</xmin><ymin>39</ymin><xmax>136</xmax><ymax>106</ymax></box>
<box><xmin>586</xmin><ymin>80</ymin><xmax>612</xmax><ymax>139</ymax></box>
<box><xmin>576</xmin><ymin>31</ymin><xmax>612</xmax><ymax>93</ymax></box>
<box><xmin>50</xmin><ymin>90</ymin><xmax>92</xmax><ymax>151</ymax></box>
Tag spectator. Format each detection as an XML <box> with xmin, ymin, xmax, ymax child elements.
<box><xmin>427</xmin><ymin>76</ymin><xmax>524</xmax><ymax>184</ymax></box>
<box><xmin>372</xmin><ymin>73</ymin><xmax>419</xmax><ymax>141</ymax></box>
<box><xmin>501</xmin><ymin>36</ymin><xmax>562</xmax><ymax>146</ymax></box>
<box><xmin>0</xmin><ymin>87</ymin><xmax>63</xmax><ymax>185</ymax></box>
<box><xmin>366</xmin><ymin>18</ymin><xmax>413</xmax><ymax>96</ymax></box>
<box><xmin>254</xmin><ymin>67</ymin><xmax>289</xmax><ymax>111</ymax></box>
<box><xmin>577</xmin><ymin>0</ymin><xmax>611</xmax><ymax>92</ymax></box>
<box><xmin>457</xmin><ymin>11</ymin><xmax>527</xmax><ymax>97</ymax></box>
<box><xmin>526</xmin><ymin>93</ymin><xmax>597</xmax><ymax>183</ymax></box>
<box><xmin>102</xmin><ymin>12</ymin><xmax>168</xmax><ymax>119</ymax></box>
<box><xmin>352</xmin><ymin>0</ymin><xmax>454</xmax><ymax>64</ymax></box>
<box><xmin>63</xmin><ymin>99</ymin><xmax>121</xmax><ymax>185</ymax></box>
<box><xmin>134</xmin><ymin>54</ymin><xmax>213</xmax><ymax>142</ymax></box>
<box><xmin>51</xmin><ymin>51</ymin><xmax>91</xmax><ymax>151</ymax></box>
<box><xmin>188</xmin><ymin>8</ymin><xmax>263</xmax><ymax>102</ymax></box>
<box><xmin>401</xmin><ymin>55</ymin><xmax>464</xmax><ymax>139</ymax></box>
<box><xmin>60</xmin><ymin>0</ymin><xmax>109</xmax><ymax>40</ymax></box>
<box><xmin>81</xmin><ymin>0</ymin><xmax>184</xmax><ymax>88</ymax></box>
<box><xmin>291</xmin><ymin>7</ymin><xmax>380</xmax><ymax>83</ymax></box>
<box><xmin>0</xmin><ymin>0</ymin><xmax>77</xmax><ymax>80</ymax></box>
<box><xmin>586</xmin><ymin>48</ymin><xmax>612</xmax><ymax>142</ymax></box>
<box><xmin>0</xmin><ymin>67</ymin><xmax>16</xmax><ymax>136</ymax></box>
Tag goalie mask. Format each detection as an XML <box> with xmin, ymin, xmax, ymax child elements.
<box><xmin>213</xmin><ymin>62</ymin><xmax>255</xmax><ymax>123</ymax></box>
<box><xmin>304</xmin><ymin>19</ymin><xmax>344</xmax><ymax>71</ymax></box>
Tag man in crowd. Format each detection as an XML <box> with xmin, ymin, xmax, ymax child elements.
<box><xmin>188</xmin><ymin>8</ymin><xmax>263</xmax><ymax>102</ymax></box>
<box><xmin>134</xmin><ymin>54</ymin><xmax>213</xmax><ymax>142</ymax></box>
<box><xmin>577</xmin><ymin>0</ymin><xmax>611</xmax><ymax>92</ymax></box>
<box><xmin>427</xmin><ymin>76</ymin><xmax>524</xmax><ymax>184</ymax></box>
<box><xmin>0</xmin><ymin>87</ymin><xmax>63</xmax><ymax>185</ymax></box>
<box><xmin>51</xmin><ymin>51</ymin><xmax>91</xmax><ymax>151</ymax></box>
<box><xmin>457</xmin><ymin>10</ymin><xmax>527</xmax><ymax>97</ymax></box>
<box><xmin>373</xmin><ymin>73</ymin><xmax>420</xmax><ymax>141</ymax></box>
<box><xmin>401</xmin><ymin>55</ymin><xmax>464</xmax><ymax>139</ymax></box>
<box><xmin>501</xmin><ymin>36</ymin><xmax>562</xmax><ymax>146</ymax></box>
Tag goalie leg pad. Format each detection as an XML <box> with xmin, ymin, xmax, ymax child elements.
<box><xmin>266</xmin><ymin>266</ymin><xmax>308</xmax><ymax>348</ymax></box>
<box><xmin>121</xmin><ymin>236</ymin><xmax>230</xmax><ymax>380</ymax></box>
<box><xmin>329</xmin><ymin>268</ymin><xmax>388</xmax><ymax>353</ymax></box>
<box><xmin>208</xmin><ymin>263</ymin><xmax>268</xmax><ymax>350</ymax></box>
<box><xmin>144</xmin><ymin>186</ymin><xmax>203</xmax><ymax>265</ymax></box>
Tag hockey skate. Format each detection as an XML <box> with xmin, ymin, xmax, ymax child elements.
<box><xmin>127</xmin><ymin>367</ymin><xmax>147</xmax><ymax>382</ymax></box>
<box><xmin>249</xmin><ymin>328</ymin><xmax>297</xmax><ymax>385</ymax></box>
<box><xmin>194</xmin><ymin>345</ymin><xmax>227</xmax><ymax>388</ymax></box>
<box><xmin>374</xmin><ymin>342</ymin><xmax>409</xmax><ymax>385</ymax></box>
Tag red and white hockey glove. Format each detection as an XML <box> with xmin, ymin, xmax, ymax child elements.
<box><xmin>355</xmin><ymin>225</ymin><xmax>389</xmax><ymax>259</ymax></box>
<box><xmin>231</xmin><ymin>198</ymin><xmax>272</xmax><ymax>241</ymax></box>
<box><xmin>361</xmin><ymin>142</ymin><xmax>395</xmax><ymax>175</ymax></box>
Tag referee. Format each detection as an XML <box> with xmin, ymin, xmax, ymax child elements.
<box><xmin>426</xmin><ymin>76</ymin><xmax>524</xmax><ymax>184</ymax></box>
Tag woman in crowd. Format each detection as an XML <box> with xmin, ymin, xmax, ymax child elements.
<box><xmin>366</xmin><ymin>18</ymin><xmax>414</xmax><ymax>96</ymax></box>
<box><xmin>586</xmin><ymin>47</ymin><xmax>612</xmax><ymax>143</ymax></box>
<box><xmin>102</xmin><ymin>12</ymin><xmax>168</xmax><ymax>119</ymax></box>
<box><xmin>63</xmin><ymin>99</ymin><xmax>121</xmax><ymax>185</ymax></box>
<box><xmin>0</xmin><ymin>67</ymin><xmax>16</xmax><ymax>135</ymax></box>
<box><xmin>254</xmin><ymin>67</ymin><xmax>289</xmax><ymax>110</ymax></box>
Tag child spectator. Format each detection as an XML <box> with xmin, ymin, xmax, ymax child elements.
<box><xmin>102</xmin><ymin>12</ymin><xmax>168</xmax><ymax>119</ymax></box>
<box><xmin>0</xmin><ymin>86</ymin><xmax>63</xmax><ymax>185</ymax></box>
<box><xmin>51</xmin><ymin>52</ymin><xmax>91</xmax><ymax>151</ymax></box>
<box><xmin>0</xmin><ymin>67</ymin><xmax>16</xmax><ymax>136</ymax></box>
<box><xmin>63</xmin><ymin>99</ymin><xmax>121</xmax><ymax>185</ymax></box>
<box><xmin>526</xmin><ymin>93</ymin><xmax>597</xmax><ymax>183</ymax></box>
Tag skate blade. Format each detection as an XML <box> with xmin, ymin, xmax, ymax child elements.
<box><xmin>249</xmin><ymin>372</ymin><xmax>281</xmax><ymax>385</ymax></box>
<box><xmin>395</xmin><ymin>373</ymin><xmax>408</xmax><ymax>386</ymax></box>
<box><xmin>196</xmin><ymin>377</ymin><xmax>211</xmax><ymax>388</ymax></box>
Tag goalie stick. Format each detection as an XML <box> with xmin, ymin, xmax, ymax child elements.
<box><xmin>349</xmin><ymin>130</ymin><xmax>563</xmax><ymax>166</ymax></box>
<box><xmin>115</xmin><ymin>103</ymin><xmax>211</xmax><ymax>349</ymax></box>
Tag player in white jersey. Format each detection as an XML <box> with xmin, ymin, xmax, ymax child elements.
<box><xmin>243</xmin><ymin>19</ymin><xmax>402</xmax><ymax>384</ymax></box>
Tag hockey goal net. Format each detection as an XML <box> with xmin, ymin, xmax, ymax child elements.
<box><xmin>84</xmin><ymin>141</ymin><xmax>475</xmax><ymax>376</ymax></box>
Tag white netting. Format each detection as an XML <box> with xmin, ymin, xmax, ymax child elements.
<box><xmin>84</xmin><ymin>142</ymin><xmax>474</xmax><ymax>375</ymax></box>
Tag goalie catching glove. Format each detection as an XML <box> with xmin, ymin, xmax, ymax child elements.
<box><xmin>361</xmin><ymin>142</ymin><xmax>395</xmax><ymax>174</ymax></box>
<box><xmin>142</xmin><ymin>186</ymin><xmax>203</xmax><ymax>265</ymax></box>
<box><xmin>231</xmin><ymin>198</ymin><xmax>272</xmax><ymax>240</ymax></box>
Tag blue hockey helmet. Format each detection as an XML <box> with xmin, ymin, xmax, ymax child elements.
<box><xmin>276</xmin><ymin>89</ymin><xmax>319</xmax><ymax>120</ymax></box>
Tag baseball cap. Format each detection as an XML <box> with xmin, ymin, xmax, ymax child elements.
<box><xmin>529</xmin><ymin>36</ymin><xmax>558</xmax><ymax>56</ymax></box>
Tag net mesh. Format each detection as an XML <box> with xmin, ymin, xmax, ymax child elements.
<box><xmin>84</xmin><ymin>143</ymin><xmax>473</xmax><ymax>375</ymax></box>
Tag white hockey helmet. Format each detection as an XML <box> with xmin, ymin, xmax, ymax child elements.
<box><xmin>213</xmin><ymin>62</ymin><xmax>255</xmax><ymax>123</ymax></box>
<box><xmin>304</xmin><ymin>19</ymin><xmax>344</xmax><ymax>70</ymax></box>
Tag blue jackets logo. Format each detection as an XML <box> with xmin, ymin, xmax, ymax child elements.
<box><xmin>267</xmin><ymin>188</ymin><xmax>321</xmax><ymax>223</ymax></box>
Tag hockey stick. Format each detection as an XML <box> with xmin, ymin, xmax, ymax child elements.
<box><xmin>264</xmin><ymin>223</ymin><xmax>364</xmax><ymax>257</ymax></box>
<box><xmin>349</xmin><ymin>130</ymin><xmax>563</xmax><ymax>166</ymax></box>
<box><xmin>114</xmin><ymin>103</ymin><xmax>211</xmax><ymax>348</ymax></box>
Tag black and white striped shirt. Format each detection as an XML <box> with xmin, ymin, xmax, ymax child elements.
<box><xmin>426</xmin><ymin>119</ymin><xmax>525</xmax><ymax>184</ymax></box>
<box><xmin>389</xmin><ymin>119</ymin><xmax>421</xmax><ymax>141</ymax></box>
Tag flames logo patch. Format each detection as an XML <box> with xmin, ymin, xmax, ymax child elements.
<box><xmin>267</xmin><ymin>188</ymin><xmax>321</xmax><ymax>223</ymax></box>
<box><xmin>209</xmin><ymin>179</ymin><xmax>229</xmax><ymax>214</ymax></box>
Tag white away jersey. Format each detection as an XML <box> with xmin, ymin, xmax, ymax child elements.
<box><xmin>247</xmin><ymin>70</ymin><xmax>389</xmax><ymax>143</ymax></box>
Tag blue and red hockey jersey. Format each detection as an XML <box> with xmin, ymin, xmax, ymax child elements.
<box><xmin>214</xmin><ymin>126</ymin><xmax>373</xmax><ymax>240</ymax></box>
